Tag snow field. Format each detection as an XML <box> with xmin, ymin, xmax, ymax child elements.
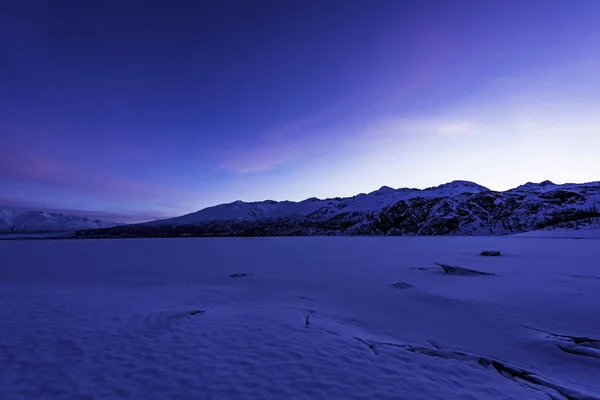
<box><xmin>1</xmin><ymin>236</ymin><xmax>599</xmax><ymax>399</ymax></box>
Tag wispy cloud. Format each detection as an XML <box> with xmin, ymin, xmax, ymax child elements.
<box><xmin>389</xmin><ymin>27</ymin><xmax>462</xmax><ymax>101</ymax></box>
<box><xmin>0</xmin><ymin>148</ymin><xmax>165</xmax><ymax>201</ymax></box>
<box><xmin>436</xmin><ymin>122</ymin><xmax>475</xmax><ymax>137</ymax></box>
<box><xmin>217</xmin><ymin>27</ymin><xmax>465</xmax><ymax>176</ymax></box>
<box><xmin>275</xmin><ymin>55</ymin><xmax>600</xmax><ymax>197</ymax></box>
<box><xmin>0</xmin><ymin>133</ymin><xmax>214</xmax><ymax>219</ymax></box>
<box><xmin>217</xmin><ymin>144</ymin><xmax>306</xmax><ymax>174</ymax></box>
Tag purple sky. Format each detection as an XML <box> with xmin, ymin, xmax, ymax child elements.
<box><xmin>2</xmin><ymin>0</ymin><xmax>600</xmax><ymax>223</ymax></box>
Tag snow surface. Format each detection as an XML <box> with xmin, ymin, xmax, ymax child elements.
<box><xmin>1</xmin><ymin>237</ymin><xmax>599</xmax><ymax>399</ymax></box>
<box><xmin>512</xmin><ymin>218</ymin><xmax>600</xmax><ymax>239</ymax></box>
<box><xmin>514</xmin><ymin>228</ymin><xmax>600</xmax><ymax>239</ymax></box>
<box><xmin>0</xmin><ymin>209</ymin><xmax>119</xmax><ymax>233</ymax></box>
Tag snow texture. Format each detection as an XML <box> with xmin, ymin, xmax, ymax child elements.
<box><xmin>1</xmin><ymin>236</ymin><xmax>599</xmax><ymax>399</ymax></box>
<box><xmin>513</xmin><ymin>218</ymin><xmax>600</xmax><ymax>239</ymax></box>
<box><xmin>0</xmin><ymin>209</ymin><xmax>119</xmax><ymax>233</ymax></box>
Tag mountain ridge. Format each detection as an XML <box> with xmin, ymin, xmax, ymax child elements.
<box><xmin>150</xmin><ymin>180</ymin><xmax>490</xmax><ymax>226</ymax></box>
<box><xmin>77</xmin><ymin>179</ymin><xmax>600</xmax><ymax>238</ymax></box>
<box><xmin>0</xmin><ymin>209</ymin><xmax>120</xmax><ymax>234</ymax></box>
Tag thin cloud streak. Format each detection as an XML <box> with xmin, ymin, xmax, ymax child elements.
<box><xmin>216</xmin><ymin>26</ymin><xmax>465</xmax><ymax>176</ymax></box>
<box><xmin>233</xmin><ymin>56</ymin><xmax>600</xmax><ymax>202</ymax></box>
<box><xmin>217</xmin><ymin>144</ymin><xmax>306</xmax><ymax>174</ymax></box>
<box><xmin>0</xmin><ymin>150</ymin><xmax>166</xmax><ymax>201</ymax></box>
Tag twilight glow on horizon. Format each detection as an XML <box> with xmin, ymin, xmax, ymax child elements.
<box><xmin>2</xmin><ymin>0</ymin><xmax>600</xmax><ymax>223</ymax></box>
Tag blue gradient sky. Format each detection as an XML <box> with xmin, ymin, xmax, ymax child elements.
<box><xmin>2</xmin><ymin>0</ymin><xmax>600</xmax><ymax>222</ymax></box>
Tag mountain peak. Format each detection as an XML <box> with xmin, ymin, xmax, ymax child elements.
<box><xmin>448</xmin><ymin>180</ymin><xmax>486</xmax><ymax>187</ymax></box>
<box><xmin>515</xmin><ymin>180</ymin><xmax>557</xmax><ymax>192</ymax></box>
<box><xmin>369</xmin><ymin>186</ymin><xmax>396</xmax><ymax>195</ymax></box>
<box><xmin>425</xmin><ymin>180</ymin><xmax>489</xmax><ymax>194</ymax></box>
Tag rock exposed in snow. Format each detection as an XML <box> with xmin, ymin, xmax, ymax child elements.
<box><xmin>391</xmin><ymin>282</ymin><xmax>414</xmax><ymax>289</ymax></box>
<box><xmin>481</xmin><ymin>251</ymin><xmax>501</xmax><ymax>256</ymax></box>
<box><xmin>434</xmin><ymin>262</ymin><xmax>495</xmax><ymax>276</ymax></box>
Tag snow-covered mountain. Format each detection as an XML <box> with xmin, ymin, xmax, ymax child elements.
<box><xmin>150</xmin><ymin>180</ymin><xmax>490</xmax><ymax>226</ymax></box>
<box><xmin>77</xmin><ymin>180</ymin><xmax>600</xmax><ymax>238</ymax></box>
<box><xmin>0</xmin><ymin>210</ymin><xmax>119</xmax><ymax>233</ymax></box>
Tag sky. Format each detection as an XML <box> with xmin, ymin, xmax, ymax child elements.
<box><xmin>2</xmin><ymin>0</ymin><xmax>600</xmax><ymax>223</ymax></box>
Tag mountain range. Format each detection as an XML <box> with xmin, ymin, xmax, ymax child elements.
<box><xmin>77</xmin><ymin>180</ymin><xmax>600</xmax><ymax>238</ymax></box>
<box><xmin>0</xmin><ymin>210</ymin><xmax>119</xmax><ymax>234</ymax></box>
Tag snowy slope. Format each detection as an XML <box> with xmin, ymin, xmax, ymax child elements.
<box><xmin>368</xmin><ymin>180</ymin><xmax>600</xmax><ymax>236</ymax></box>
<box><xmin>513</xmin><ymin>227</ymin><xmax>600</xmax><ymax>239</ymax></box>
<box><xmin>0</xmin><ymin>209</ymin><xmax>119</xmax><ymax>233</ymax></box>
<box><xmin>1</xmin><ymin>237</ymin><xmax>599</xmax><ymax>399</ymax></box>
<box><xmin>512</xmin><ymin>217</ymin><xmax>600</xmax><ymax>238</ymax></box>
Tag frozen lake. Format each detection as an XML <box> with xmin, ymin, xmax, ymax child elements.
<box><xmin>1</xmin><ymin>237</ymin><xmax>599</xmax><ymax>399</ymax></box>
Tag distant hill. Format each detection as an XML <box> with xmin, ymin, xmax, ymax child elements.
<box><xmin>77</xmin><ymin>180</ymin><xmax>600</xmax><ymax>238</ymax></box>
<box><xmin>0</xmin><ymin>209</ymin><xmax>119</xmax><ymax>233</ymax></box>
